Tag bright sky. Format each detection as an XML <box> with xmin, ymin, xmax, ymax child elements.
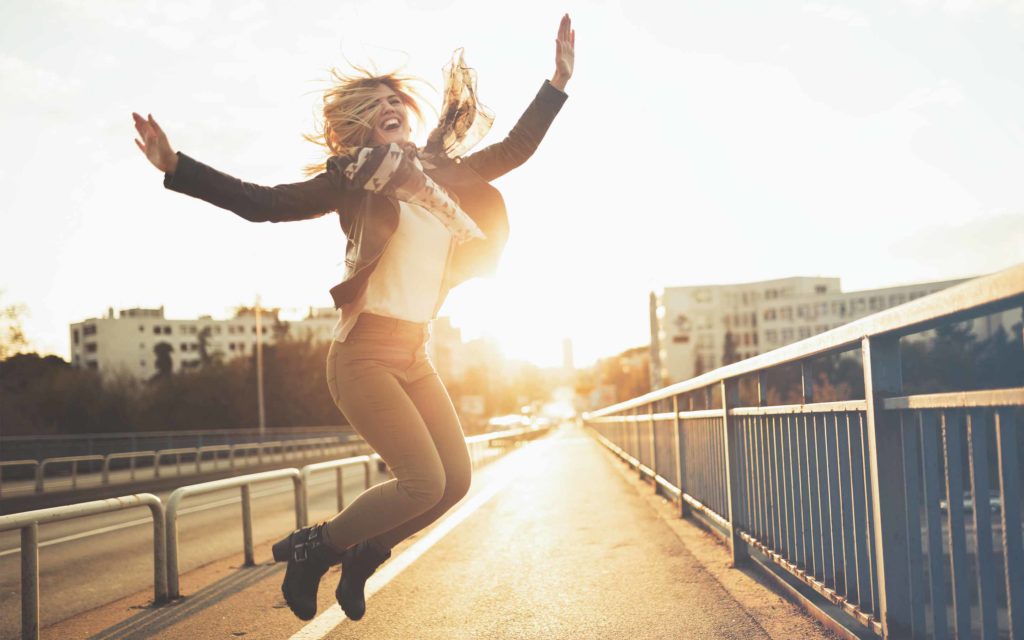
<box><xmin>3</xmin><ymin>0</ymin><xmax>1024</xmax><ymax>368</ymax></box>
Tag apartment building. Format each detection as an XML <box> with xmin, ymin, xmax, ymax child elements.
<box><xmin>648</xmin><ymin>275</ymin><xmax>1016</xmax><ymax>388</ymax></box>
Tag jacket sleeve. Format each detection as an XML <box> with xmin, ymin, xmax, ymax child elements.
<box><xmin>461</xmin><ymin>80</ymin><xmax>568</xmax><ymax>182</ymax></box>
<box><xmin>162</xmin><ymin>152</ymin><xmax>348</xmax><ymax>223</ymax></box>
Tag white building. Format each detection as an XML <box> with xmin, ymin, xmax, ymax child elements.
<box><xmin>69</xmin><ymin>306</ymin><xmax>483</xmax><ymax>382</ymax></box>
<box><xmin>649</xmin><ymin>275</ymin><xmax>1018</xmax><ymax>388</ymax></box>
<box><xmin>70</xmin><ymin>306</ymin><xmax>338</xmax><ymax>381</ymax></box>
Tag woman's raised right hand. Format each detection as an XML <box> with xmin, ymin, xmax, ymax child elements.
<box><xmin>132</xmin><ymin>112</ymin><xmax>178</xmax><ymax>175</ymax></box>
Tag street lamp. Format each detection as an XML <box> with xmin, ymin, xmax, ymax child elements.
<box><xmin>255</xmin><ymin>296</ymin><xmax>266</xmax><ymax>437</ymax></box>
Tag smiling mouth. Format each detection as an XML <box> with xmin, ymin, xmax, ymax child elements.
<box><xmin>382</xmin><ymin>118</ymin><xmax>401</xmax><ymax>132</ymax></box>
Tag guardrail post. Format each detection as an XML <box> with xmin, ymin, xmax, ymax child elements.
<box><xmin>648</xmin><ymin>402</ymin><xmax>658</xmax><ymax>492</ymax></box>
<box><xmin>720</xmin><ymin>378</ymin><xmax>748</xmax><ymax>566</ymax></box>
<box><xmin>336</xmin><ymin>467</ymin><xmax>345</xmax><ymax>511</ymax></box>
<box><xmin>34</xmin><ymin>464</ymin><xmax>43</xmax><ymax>493</ymax></box>
<box><xmin>241</xmin><ymin>485</ymin><xmax>255</xmax><ymax>566</ymax></box>
<box><xmin>22</xmin><ymin>523</ymin><xmax>39</xmax><ymax>640</ymax></box>
<box><xmin>862</xmin><ymin>335</ymin><xmax>912</xmax><ymax>638</ymax></box>
<box><xmin>800</xmin><ymin>363</ymin><xmax>813</xmax><ymax>404</ymax></box>
<box><xmin>672</xmin><ymin>394</ymin><xmax>688</xmax><ymax>517</ymax></box>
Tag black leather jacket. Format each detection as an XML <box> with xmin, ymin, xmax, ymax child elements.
<box><xmin>164</xmin><ymin>80</ymin><xmax>568</xmax><ymax>311</ymax></box>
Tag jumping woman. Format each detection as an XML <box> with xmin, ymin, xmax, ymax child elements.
<box><xmin>133</xmin><ymin>14</ymin><xmax>574</xmax><ymax>623</ymax></box>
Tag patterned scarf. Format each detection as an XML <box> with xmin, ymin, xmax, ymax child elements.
<box><xmin>342</xmin><ymin>49</ymin><xmax>493</xmax><ymax>244</ymax></box>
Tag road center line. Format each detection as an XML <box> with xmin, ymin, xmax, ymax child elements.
<box><xmin>289</xmin><ymin>440</ymin><xmax>551</xmax><ymax>640</ymax></box>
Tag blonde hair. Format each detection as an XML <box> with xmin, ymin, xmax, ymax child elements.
<box><xmin>303</xmin><ymin>65</ymin><xmax>428</xmax><ymax>177</ymax></box>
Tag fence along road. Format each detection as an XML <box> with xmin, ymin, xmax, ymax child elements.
<box><xmin>584</xmin><ymin>262</ymin><xmax>1024</xmax><ymax>640</ymax></box>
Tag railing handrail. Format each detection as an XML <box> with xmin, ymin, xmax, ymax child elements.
<box><xmin>0</xmin><ymin>493</ymin><xmax>167</xmax><ymax>640</ymax></box>
<box><xmin>298</xmin><ymin>455</ymin><xmax>373</xmax><ymax>527</ymax></box>
<box><xmin>165</xmin><ymin>467</ymin><xmax>303</xmax><ymax>598</ymax></box>
<box><xmin>587</xmin><ymin>262</ymin><xmax>1024</xmax><ymax>417</ymax></box>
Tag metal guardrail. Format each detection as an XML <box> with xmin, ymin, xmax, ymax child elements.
<box><xmin>34</xmin><ymin>455</ymin><xmax>105</xmax><ymax>492</ymax></box>
<box><xmin>165</xmin><ymin>468</ymin><xmax>303</xmax><ymax>599</ymax></box>
<box><xmin>102</xmin><ymin>451</ymin><xmax>157</xmax><ymax>484</ymax></box>
<box><xmin>0</xmin><ymin>436</ymin><xmax>354</xmax><ymax>497</ymax></box>
<box><xmin>0</xmin><ymin>493</ymin><xmax>167</xmax><ymax>640</ymax></box>
<box><xmin>583</xmin><ymin>263</ymin><xmax>1024</xmax><ymax>640</ymax></box>
<box><xmin>298</xmin><ymin>455</ymin><xmax>373</xmax><ymax>527</ymax></box>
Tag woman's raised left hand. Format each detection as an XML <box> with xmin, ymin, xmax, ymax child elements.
<box><xmin>551</xmin><ymin>13</ymin><xmax>575</xmax><ymax>91</ymax></box>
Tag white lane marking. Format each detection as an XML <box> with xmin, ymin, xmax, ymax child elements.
<box><xmin>0</xmin><ymin>477</ymin><xmax>342</xmax><ymax>557</ymax></box>
<box><xmin>289</xmin><ymin>440</ymin><xmax>552</xmax><ymax>640</ymax></box>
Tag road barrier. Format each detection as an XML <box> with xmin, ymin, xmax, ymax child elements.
<box><xmin>0</xmin><ymin>436</ymin><xmax>354</xmax><ymax>497</ymax></box>
<box><xmin>34</xmin><ymin>455</ymin><xmax>105</xmax><ymax>492</ymax></box>
<box><xmin>584</xmin><ymin>263</ymin><xmax>1024</xmax><ymax>639</ymax></box>
<box><xmin>298</xmin><ymin>456</ymin><xmax>373</xmax><ymax>527</ymax></box>
<box><xmin>164</xmin><ymin>468</ymin><xmax>303</xmax><ymax>599</ymax></box>
<box><xmin>0</xmin><ymin>493</ymin><xmax>167</xmax><ymax>640</ymax></box>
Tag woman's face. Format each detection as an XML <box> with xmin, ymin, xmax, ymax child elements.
<box><xmin>368</xmin><ymin>84</ymin><xmax>412</xmax><ymax>146</ymax></box>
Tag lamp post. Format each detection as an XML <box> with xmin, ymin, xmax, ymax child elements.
<box><xmin>255</xmin><ymin>296</ymin><xmax>266</xmax><ymax>437</ymax></box>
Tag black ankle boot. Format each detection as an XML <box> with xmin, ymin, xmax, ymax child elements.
<box><xmin>336</xmin><ymin>539</ymin><xmax>392</xmax><ymax>621</ymax></box>
<box><xmin>272</xmin><ymin>522</ymin><xmax>345</xmax><ymax>621</ymax></box>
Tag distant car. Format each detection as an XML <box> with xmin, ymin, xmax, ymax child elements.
<box><xmin>486</xmin><ymin>414</ymin><xmax>531</xmax><ymax>432</ymax></box>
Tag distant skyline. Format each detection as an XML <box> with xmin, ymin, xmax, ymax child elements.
<box><xmin>3</xmin><ymin>0</ymin><xmax>1023</xmax><ymax>368</ymax></box>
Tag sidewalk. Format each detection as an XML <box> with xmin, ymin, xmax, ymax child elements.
<box><xmin>48</xmin><ymin>423</ymin><xmax>837</xmax><ymax>640</ymax></box>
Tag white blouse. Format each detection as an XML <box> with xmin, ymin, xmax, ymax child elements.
<box><xmin>331</xmin><ymin>201</ymin><xmax>453</xmax><ymax>342</ymax></box>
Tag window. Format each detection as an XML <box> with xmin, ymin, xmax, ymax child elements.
<box><xmin>73</xmin><ymin>329</ymin><xmax>79</xmax><ymax>345</ymax></box>
<box><xmin>766</xmin><ymin>288</ymin><xmax>778</xmax><ymax>300</ymax></box>
<box><xmin>86</xmin><ymin>361</ymin><xmax>98</xmax><ymax>370</ymax></box>
<box><xmin>154</xmin><ymin>326</ymin><xmax>162</xmax><ymax>335</ymax></box>
<box><xmin>782</xmin><ymin>328</ymin><xmax>794</xmax><ymax>341</ymax></box>
<box><xmin>163</xmin><ymin>326</ymin><xmax>171</xmax><ymax>334</ymax></box>
<box><xmin>140</xmin><ymin>360</ymin><xmax>146</xmax><ymax>367</ymax></box>
<box><xmin>766</xmin><ymin>329</ymin><xmax>777</xmax><ymax>343</ymax></box>
<box><xmin>764</xmin><ymin>308</ymin><xmax>777</xmax><ymax>321</ymax></box>
<box><xmin>83</xmin><ymin>325</ymin><xmax>97</xmax><ymax>336</ymax></box>
<box><xmin>252</xmin><ymin>326</ymin><xmax>257</xmax><ymax>334</ymax></box>
<box><xmin>85</xmin><ymin>343</ymin><xmax>97</xmax><ymax>354</ymax></box>
<box><xmin>139</xmin><ymin>325</ymin><xmax>145</xmax><ymax>332</ymax></box>
<box><xmin>799</xmin><ymin>327</ymin><xmax>811</xmax><ymax>339</ymax></box>
<box><xmin>672</xmin><ymin>335</ymin><xmax>689</xmax><ymax>343</ymax></box>
<box><xmin>781</xmin><ymin>307</ymin><xmax>793</xmax><ymax>321</ymax></box>
<box><xmin>693</xmin><ymin>289</ymin><xmax>712</xmax><ymax>303</ymax></box>
<box><xmin>229</xmin><ymin>343</ymin><xmax>236</xmax><ymax>351</ymax></box>
<box><xmin>815</xmin><ymin>285</ymin><xmax>828</xmax><ymax>294</ymax></box>
<box><xmin>228</xmin><ymin>326</ymin><xmax>235</xmax><ymax>334</ymax></box>
<box><xmin>181</xmin><ymin>343</ymin><xmax>188</xmax><ymax>351</ymax></box>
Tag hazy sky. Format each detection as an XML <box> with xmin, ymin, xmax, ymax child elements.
<box><xmin>3</xmin><ymin>0</ymin><xmax>1023</xmax><ymax>368</ymax></box>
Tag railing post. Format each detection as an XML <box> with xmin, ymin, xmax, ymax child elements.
<box><xmin>336</xmin><ymin>467</ymin><xmax>345</xmax><ymax>512</ymax></box>
<box><xmin>720</xmin><ymin>378</ymin><xmax>748</xmax><ymax>566</ymax></box>
<box><xmin>22</xmin><ymin>523</ymin><xmax>39</xmax><ymax>640</ymax></box>
<box><xmin>800</xmin><ymin>363</ymin><xmax>813</xmax><ymax>404</ymax></box>
<box><xmin>672</xmin><ymin>394</ymin><xmax>688</xmax><ymax>517</ymax></box>
<box><xmin>241</xmin><ymin>485</ymin><xmax>254</xmax><ymax>566</ymax></box>
<box><xmin>649</xmin><ymin>402</ymin><xmax>658</xmax><ymax>492</ymax></box>
<box><xmin>862</xmin><ymin>335</ymin><xmax>912</xmax><ymax>638</ymax></box>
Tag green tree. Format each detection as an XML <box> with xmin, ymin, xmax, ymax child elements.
<box><xmin>0</xmin><ymin>293</ymin><xmax>29</xmax><ymax>359</ymax></box>
<box><xmin>153</xmin><ymin>342</ymin><xmax>174</xmax><ymax>379</ymax></box>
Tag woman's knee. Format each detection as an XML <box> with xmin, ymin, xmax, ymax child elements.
<box><xmin>442</xmin><ymin>464</ymin><xmax>472</xmax><ymax>504</ymax></box>
<box><xmin>397</xmin><ymin>456</ymin><xmax>447</xmax><ymax>507</ymax></box>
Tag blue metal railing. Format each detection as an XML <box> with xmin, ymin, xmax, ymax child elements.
<box><xmin>583</xmin><ymin>263</ymin><xmax>1024</xmax><ymax>639</ymax></box>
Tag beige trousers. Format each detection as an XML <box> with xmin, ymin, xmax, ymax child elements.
<box><xmin>324</xmin><ymin>313</ymin><xmax>471</xmax><ymax>551</ymax></box>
